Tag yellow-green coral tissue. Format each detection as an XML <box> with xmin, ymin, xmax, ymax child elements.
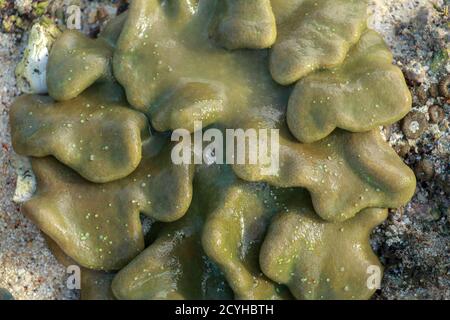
<box><xmin>9</xmin><ymin>0</ymin><xmax>417</xmax><ymax>300</ymax></box>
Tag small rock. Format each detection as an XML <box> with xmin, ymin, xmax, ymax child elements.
<box><xmin>15</xmin><ymin>18</ymin><xmax>61</xmax><ymax>94</ymax></box>
<box><xmin>87</xmin><ymin>10</ymin><xmax>98</xmax><ymax>24</ymax></box>
<box><xmin>438</xmin><ymin>174</ymin><xmax>450</xmax><ymax>195</ymax></box>
<box><xmin>0</xmin><ymin>288</ymin><xmax>14</xmax><ymax>300</ymax></box>
<box><xmin>428</xmin><ymin>105</ymin><xmax>445</xmax><ymax>124</ymax></box>
<box><xmin>15</xmin><ymin>0</ymin><xmax>33</xmax><ymax>15</ymax></box>
<box><xmin>97</xmin><ymin>7</ymin><xmax>109</xmax><ymax>21</ymax></box>
<box><xmin>439</xmin><ymin>74</ymin><xmax>450</xmax><ymax>98</ymax></box>
<box><xmin>117</xmin><ymin>1</ymin><xmax>129</xmax><ymax>15</ymax></box>
<box><xmin>414</xmin><ymin>158</ymin><xmax>434</xmax><ymax>181</ymax></box>
<box><xmin>416</xmin><ymin>85</ymin><xmax>428</xmax><ymax>104</ymax></box>
<box><xmin>402</xmin><ymin>111</ymin><xmax>428</xmax><ymax>139</ymax></box>
<box><xmin>429</xmin><ymin>208</ymin><xmax>441</xmax><ymax>221</ymax></box>
<box><xmin>383</xmin><ymin>125</ymin><xmax>392</xmax><ymax>140</ymax></box>
<box><xmin>429</xmin><ymin>83</ymin><xmax>440</xmax><ymax>98</ymax></box>
<box><xmin>395</xmin><ymin>143</ymin><xmax>410</xmax><ymax>158</ymax></box>
<box><xmin>404</xmin><ymin>66</ymin><xmax>426</xmax><ymax>84</ymax></box>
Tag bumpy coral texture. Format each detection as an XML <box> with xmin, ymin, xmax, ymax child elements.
<box><xmin>10</xmin><ymin>0</ymin><xmax>416</xmax><ymax>300</ymax></box>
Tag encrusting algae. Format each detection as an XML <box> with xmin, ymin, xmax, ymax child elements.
<box><xmin>10</xmin><ymin>0</ymin><xmax>416</xmax><ymax>300</ymax></box>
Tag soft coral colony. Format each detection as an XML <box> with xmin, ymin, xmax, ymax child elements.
<box><xmin>10</xmin><ymin>0</ymin><xmax>416</xmax><ymax>300</ymax></box>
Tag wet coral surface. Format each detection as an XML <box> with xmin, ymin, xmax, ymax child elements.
<box><xmin>0</xmin><ymin>0</ymin><xmax>449</xmax><ymax>300</ymax></box>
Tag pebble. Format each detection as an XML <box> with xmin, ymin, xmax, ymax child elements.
<box><xmin>414</xmin><ymin>158</ymin><xmax>434</xmax><ymax>181</ymax></box>
<box><xmin>428</xmin><ymin>105</ymin><xmax>444</xmax><ymax>124</ymax></box>
<box><xmin>438</xmin><ymin>74</ymin><xmax>450</xmax><ymax>98</ymax></box>
<box><xmin>416</xmin><ymin>85</ymin><xmax>428</xmax><ymax>104</ymax></box>
<box><xmin>401</xmin><ymin>111</ymin><xmax>428</xmax><ymax>139</ymax></box>
<box><xmin>429</xmin><ymin>83</ymin><xmax>439</xmax><ymax>98</ymax></box>
<box><xmin>0</xmin><ymin>288</ymin><xmax>14</xmax><ymax>300</ymax></box>
<box><xmin>395</xmin><ymin>143</ymin><xmax>411</xmax><ymax>158</ymax></box>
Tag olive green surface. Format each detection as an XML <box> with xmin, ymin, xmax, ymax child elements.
<box><xmin>47</xmin><ymin>30</ymin><xmax>113</xmax><ymax>101</ymax></box>
<box><xmin>80</xmin><ymin>269</ymin><xmax>116</xmax><ymax>300</ymax></box>
<box><xmin>232</xmin><ymin>116</ymin><xmax>416</xmax><ymax>222</ymax></box>
<box><xmin>210</xmin><ymin>0</ymin><xmax>277</xmax><ymax>50</ymax></box>
<box><xmin>269</xmin><ymin>0</ymin><xmax>368</xmax><ymax>85</ymax></box>
<box><xmin>10</xmin><ymin>82</ymin><xmax>149</xmax><ymax>183</ymax></box>
<box><xmin>201</xmin><ymin>165</ymin><xmax>292</xmax><ymax>300</ymax></box>
<box><xmin>10</xmin><ymin>0</ymin><xmax>419</xmax><ymax>301</ymax></box>
<box><xmin>112</xmin><ymin>0</ymin><xmax>288</xmax><ymax>115</ymax></box>
<box><xmin>22</xmin><ymin>135</ymin><xmax>193</xmax><ymax>270</ymax></box>
<box><xmin>45</xmin><ymin>236</ymin><xmax>116</xmax><ymax>300</ymax></box>
<box><xmin>287</xmin><ymin>30</ymin><xmax>412</xmax><ymax>143</ymax></box>
<box><xmin>260</xmin><ymin>191</ymin><xmax>387</xmax><ymax>300</ymax></box>
<box><xmin>112</xmin><ymin>166</ymin><xmax>233</xmax><ymax>300</ymax></box>
<box><xmin>149</xmin><ymin>79</ymin><xmax>227</xmax><ymax>133</ymax></box>
<box><xmin>98</xmin><ymin>12</ymin><xmax>128</xmax><ymax>48</ymax></box>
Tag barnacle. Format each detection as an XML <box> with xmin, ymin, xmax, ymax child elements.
<box><xmin>10</xmin><ymin>0</ymin><xmax>416</xmax><ymax>300</ymax></box>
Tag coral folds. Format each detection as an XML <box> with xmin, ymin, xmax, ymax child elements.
<box><xmin>10</xmin><ymin>0</ymin><xmax>416</xmax><ymax>300</ymax></box>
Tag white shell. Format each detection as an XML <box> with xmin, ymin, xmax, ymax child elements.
<box><xmin>15</xmin><ymin>19</ymin><xmax>61</xmax><ymax>94</ymax></box>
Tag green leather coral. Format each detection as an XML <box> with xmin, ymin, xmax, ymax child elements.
<box><xmin>287</xmin><ymin>30</ymin><xmax>412</xmax><ymax>143</ymax></box>
<box><xmin>210</xmin><ymin>0</ymin><xmax>277</xmax><ymax>50</ymax></box>
<box><xmin>10</xmin><ymin>0</ymin><xmax>416</xmax><ymax>300</ymax></box>
<box><xmin>232</xmin><ymin>117</ymin><xmax>415</xmax><ymax>222</ymax></box>
<box><xmin>269</xmin><ymin>0</ymin><xmax>368</xmax><ymax>85</ymax></box>
<box><xmin>10</xmin><ymin>82</ymin><xmax>149</xmax><ymax>183</ymax></box>
<box><xmin>111</xmin><ymin>167</ymin><xmax>233</xmax><ymax>300</ymax></box>
<box><xmin>22</xmin><ymin>135</ymin><xmax>193</xmax><ymax>270</ymax></box>
<box><xmin>45</xmin><ymin>236</ymin><xmax>116</xmax><ymax>300</ymax></box>
<box><xmin>47</xmin><ymin>31</ymin><xmax>114</xmax><ymax>101</ymax></box>
<box><xmin>200</xmin><ymin>165</ymin><xmax>291</xmax><ymax>300</ymax></box>
<box><xmin>260</xmin><ymin>191</ymin><xmax>387</xmax><ymax>300</ymax></box>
